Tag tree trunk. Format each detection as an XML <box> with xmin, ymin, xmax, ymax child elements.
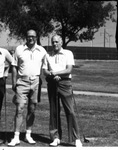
<box><xmin>116</xmin><ymin>4</ymin><xmax>118</xmax><ymax>59</ymax></box>
<box><xmin>37</xmin><ymin>33</ymin><xmax>41</xmax><ymax>45</ymax></box>
<box><xmin>62</xmin><ymin>35</ymin><xmax>67</xmax><ymax>49</ymax></box>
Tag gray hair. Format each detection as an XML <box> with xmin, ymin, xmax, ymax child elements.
<box><xmin>51</xmin><ymin>34</ymin><xmax>63</xmax><ymax>44</ymax></box>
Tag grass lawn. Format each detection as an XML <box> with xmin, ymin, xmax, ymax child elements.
<box><xmin>0</xmin><ymin>60</ymin><xmax>118</xmax><ymax>147</ymax></box>
<box><xmin>7</xmin><ymin>60</ymin><xmax>118</xmax><ymax>93</ymax></box>
<box><xmin>72</xmin><ymin>60</ymin><xmax>118</xmax><ymax>93</ymax></box>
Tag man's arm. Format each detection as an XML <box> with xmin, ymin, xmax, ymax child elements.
<box><xmin>6</xmin><ymin>51</ymin><xmax>13</xmax><ymax>64</ymax></box>
<box><xmin>43</xmin><ymin>69</ymin><xmax>51</xmax><ymax>77</ymax></box>
<box><xmin>43</xmin><ymin>65</ymin><xmax>72</xmax><ymax>82</ymax></box>
<box><xmin>12</xmin><ymin>66</ymin><xmax>18</xmax><ymax>92</ymax></box>
<box><xmin>51</xmin><ymin>65</ymin><xmax>73</xmax><ymax>77</ymax></box>
<box><xmin>4</xmin><ymin>50</ymin><xmax>13</xmax><ymax>77</ymax></box>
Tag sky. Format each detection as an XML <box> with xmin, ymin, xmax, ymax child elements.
<box><xmin>0</xmin><ymin>1</ymin><xmax>117</xmax><ymax>48</ymax></box>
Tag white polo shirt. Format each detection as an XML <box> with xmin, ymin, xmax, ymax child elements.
<box><xmin>0</xmin><ymin>48</ymin><xmax>12</xmax><ymax>78</ymax></box>
<box><xmin>42</xmin><ymin>48</ymin><xmax>75</xmax><ymax>78</ymax></box>
<box><xmin>12</xmin><ymin>44</ymin><xmax>47</xmax><ymax>77</ymax></box>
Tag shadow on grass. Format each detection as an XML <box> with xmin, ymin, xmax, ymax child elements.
<box><xmin>0</xmin><ymin>131</ymin><xmax>90</xmax><ymax>147</ymax></box>
<box><xmin>0</xmin><ymin>131</ymin><xmax>51</xmax><ymax>145</ymax></box>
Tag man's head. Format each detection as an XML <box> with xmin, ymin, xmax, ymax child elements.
<box><xmin>51</xmin><ymin>35</ymin><xmax>63</xmax><ymax>52</ymax></box>
<box><xmin>26</xmin><ymin>29</ymin><xmax>37</xmax><ymax>48</ymax></box>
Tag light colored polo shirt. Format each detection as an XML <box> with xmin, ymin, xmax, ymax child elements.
<box><xmin>12</xmin><ymin>44</ymin><xmax>47</xmax><ymax>77</ymax></box>
<box><xmin>42</xmin><ymin>48</ymin><xmax>75</xmax><ymax>78</ymax></box>
<box><xmin>0</xmin><ymin>48</ymin><xmax>12</xmax><ymax>78</ymax></box>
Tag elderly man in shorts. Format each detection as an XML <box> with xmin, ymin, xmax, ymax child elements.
<box><xmin>8</xmin><ymin>29</ymin><xmax>46</xmax><ymax>146</ymax></box>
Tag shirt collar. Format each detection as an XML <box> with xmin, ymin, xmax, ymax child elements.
<box><xmin>50</xmin><ymin>48</ymin><xmax>64</xmax><ymax>56</ymax></box>
<box><xmin>23</xmin><ymin>43</ymin><xmax>41</xmax><ymax>52</ymax></box>
<box><xmin>58</xmin><ymin>48</ymin><xmax>64</xmax><ymax>54</ymax></box>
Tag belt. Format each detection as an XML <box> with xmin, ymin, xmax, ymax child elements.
<box><xmin>19</xmin><ymin>75</ymin><xmax>39</xmax><ymax>80</ymax></box>
<box><xmin>60</xmin><ymin>77</ymin><xmax>71</xmax><ymax>81</ymax></box>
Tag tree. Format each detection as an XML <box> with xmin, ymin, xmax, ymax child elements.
<box><xmin>0</xmin><ymin>0</ymin><xmax>115</xmax><ymax>47</ymax></box>
<box><xmin>0</xmin><ymin>0</ymin><xmax>54</xmax><ymax>45</ymax></box>
<box><xmin>115</xmin><ymin>3</ymin><xmax>117</xmax><ymax>59</ymax></box>
<box><xmin>47</xmin><ymin>0</ymin><xmax>115</xmax><ymax>47</ymax></box>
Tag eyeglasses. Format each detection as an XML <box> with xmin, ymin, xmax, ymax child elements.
<box><xmin>27</xmin><ymin>36</ymin><xmax>37</xmax><ymax>38</ymax></box>
<box><xmin>52</xmin><ymin>41</ymin><xmax>59</xmax><ymax>44</ymax></box>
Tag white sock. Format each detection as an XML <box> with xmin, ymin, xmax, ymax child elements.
<box><xmin>14</xmin><ymin>131</ymin><xmax>20</xmax><ymax>140</ymax></box>
<box><xmin>26</xmin><ymin>130</ymin><xmax>31</xmax><ymax>138</ymax></box>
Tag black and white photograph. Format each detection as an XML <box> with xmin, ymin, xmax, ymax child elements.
<box><xmin>0</xmin><ymin>0</ymin><xmax>117</xmax><ymax>149</ymax></box>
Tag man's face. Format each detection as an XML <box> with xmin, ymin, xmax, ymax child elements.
<box><xmin>26</xmin><ymin>30</ymin><xmax>37</xmax><ymax>46</ymax></box>
<box><xmin>51</xmin><ymin>36</ymin><xmax>62</xmax><ymax>52</ymax></box>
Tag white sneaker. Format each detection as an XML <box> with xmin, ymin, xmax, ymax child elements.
<box><xmin>50</xmin><ymin>138</ymin><xmax>60</xmax><ymax>146</ymax></box>
<box><xmin>25</xmin><ymin>136</ymin><xmax>36</xmax><ymax>144</ymax></box>
<box><xmin>75</xmin><ymin>139</ymin><xmax>82</xmax><ymax>147</ymax></box>
<box><xmin>8</xmin><ymin>138</ymin><xmax>20</xmax><ymax>147</ymax></box>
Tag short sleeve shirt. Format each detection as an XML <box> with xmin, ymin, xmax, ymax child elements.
<box><xmin>12</xmin><ymin>44</ymin><xmax>47</xmax><ymax>76</ymax></box>
<box><xmin>0</xmin><ymin>48</ymin><xmax>12</xmax><ymax>78</ymax></box>
<box><xmin>42</xmin><ymin>48</ymin><xmax>75</xmax><ymax>78</ymax></box>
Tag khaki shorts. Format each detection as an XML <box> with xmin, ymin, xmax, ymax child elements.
<box><xmin>14</xmin><ymin>76</ymin><xmax>40</xmax><ymax>104</ymax></box>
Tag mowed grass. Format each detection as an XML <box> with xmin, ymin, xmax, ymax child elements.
<box><xmin>0</xmin><ymin>60</ymin><xmax>118</xmax><ymax>147</ymax></box>
<box><xmin>7</xmin><ymin>60</ymin><xmax>118</xmax><ymax>93</ymax></box>
<box><xmin>72</xmin><ymin>60</ymin><xmax>118</xmax><ymax>93</ymax></box>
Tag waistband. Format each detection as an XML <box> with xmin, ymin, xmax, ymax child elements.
<box><xmin>60</xmin><ymin>77</ymin><xmax>71</xmax><ymax>81</ymax></box>
<box><xmin>19</xmin><ymin>75</ymin><xmax>39</xmax><ymax>80</ymax></box>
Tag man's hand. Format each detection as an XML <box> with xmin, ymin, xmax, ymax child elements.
<box><xmin>50</xmin><ymin>71</ymin><xmax>61</xmax><ymax>81</ymax></box>
<box><xmin>12</xmin><ymin>84</ymin><xmax>16</xmax><ymax>92</ymax></box>
<box><xmin>50</xmin><ymin>71</ymin><xmax>56</xmax><ymax>76</ymax></box>
<box><xmin>53</xmin><ymin>75</ymin><xmax>61</xmax><ymax>81</ymax></box>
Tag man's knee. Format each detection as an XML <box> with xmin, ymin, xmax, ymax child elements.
<box><xmin>28</xmin><ymin>103</ymin><xmax>36</xmax><ymax>114</ymax></box>
<box><xmin>16</xmin><ymin>104</ymin><xmax>24</xmax><ymax>117</ymax></box>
